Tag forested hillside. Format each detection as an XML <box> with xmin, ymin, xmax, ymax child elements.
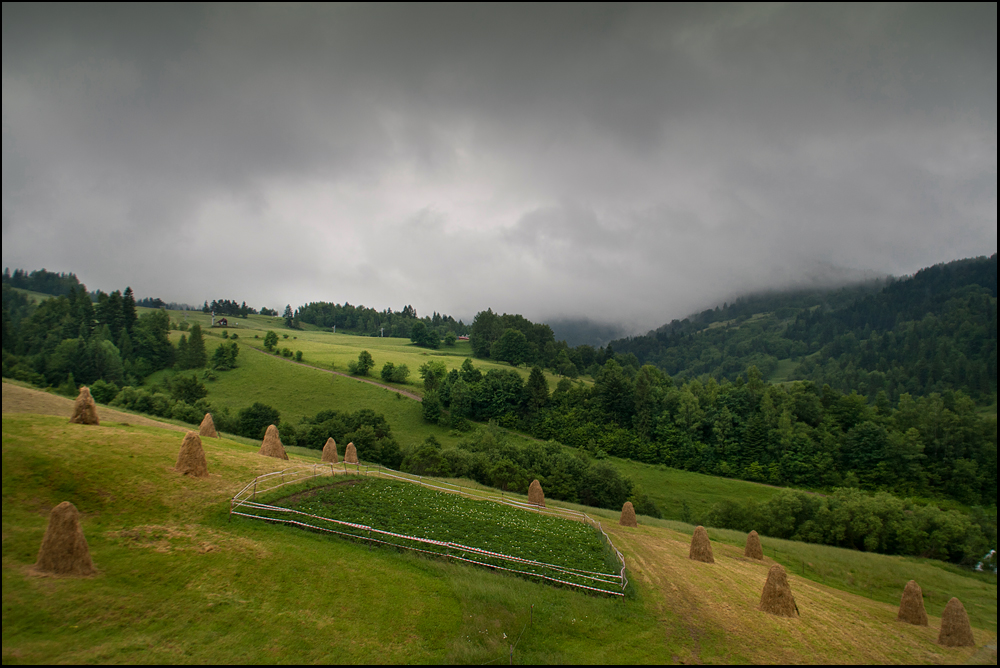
<box><xmin>611</xmin><ymin>255</ymin><xmax>997</xmax><ymax>404</ymax></box>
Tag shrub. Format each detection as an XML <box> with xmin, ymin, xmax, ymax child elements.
<box><xmin>169</xmin><ymin>374</ymin><xmax>208</xmax><ymax>404</ymax></box>
<box><xmin>57</xmin><ymin>373</ymin><xmax>77</xmax><ymax>397</ymax></box>
<box><xmin>422</xmin><ymin>391</ymin><xmax>442</xmax><ymax>423</ymax></box>
<box><xmin>89</xmin><ymin>379</ymin><xmax>119</xmax><ymax>404</ymax></box>
<box><xmin>171</xmin><ymin>401</ymin><xmax>203</xmax><ymax>424</ymax></box>
<box><xmin>237</xmin><ymin>402</ymin><xmax>281</xmax><ymax>439</ymax></box>
<box><xmin>349</xmin><ymin>350</ymin><xmax>374</xmax><ymax>376</ymax></box>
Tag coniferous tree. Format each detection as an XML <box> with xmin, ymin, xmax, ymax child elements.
<box><xmin>524</xmin><ymin>366</ymin><xmax>549</xmax><ymax>415</ymax></box>
<box><xmin>184</xmin><ymin>324</ymin><xmax>207</xmax><ymax>369</ymax></box>
<box><xmin>122</xmin><ymin>287</ymin><xmax>137</xmax><ymax>334</ymax></box>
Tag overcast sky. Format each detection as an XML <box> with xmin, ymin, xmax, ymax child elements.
<box><xmin>3</xmin><ymin>4</ymin><xmax>996</xmax><ymax>333</ymax></box>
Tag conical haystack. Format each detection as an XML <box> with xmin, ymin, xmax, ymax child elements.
<box><xmin>619</xmin><ymin>501</ymin><xmax>638</xmax><ymax>527</ymax></box>
<box><xmin>175</xmin><ymin>431</ymin><xmax>209</xmax><ymax>477</ymax></box>
<box><xmin>199</xmin><ymin>413</ymin><xmax>219</xmax><ymax>438</ymax></box>
<box><xmin>32</xmin><ymin>502</ymin><xmax>95</xmax><ymax>576</ymax></box>
<box><xmin>322</xmin><ymin>437</ymin><xmax>339</xmax><ymax>464</ymax></box>
<box><xmin>897</xmin><ymin>580</ymin><xmax>928</xmax><ymax>626</ymax></box>
<box><xmin>528</xmin><ymin>479</ymin><xmax>545</xmax><ymax>507</ymax></box>
<box><xmin>689</xmin><ymin>525</ymin><xmax>714</xmax><ymax>563</ymax></box>
<box><xmin>759</xmin><ymin>564</ymin><xmax>798</xmax><ymax>617</ymax></box>
<box><xmin>344</xmin><ymin>441</ymin><xmax>358</xmax><ymax>464</ymax></box>
<box><xmin>744</xmin><ymin>530</ymin><xmax>764</xmax><ymax>560</ymax></box>
<box><xmin>937</xmin><ymin>597</ymin><xmax>975</xmax><ymax>646</ymax></box>
<box><xmin>69</xmin><ymin>386</ymin><xmax>100</xmax><ymax>425</ymax></box>
<box><xmin>258</xmin><ymin>424</ymin><xmax>288</xmax><ymax>460</ymax></box>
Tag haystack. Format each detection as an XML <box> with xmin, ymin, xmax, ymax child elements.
<box><xmin>897</xmin><ymin>580</ymin><xmax>928</xmax><ymax>626</ymax></box>
<box><xmin>937</xmin><ymin>597</ymin><xmax>975</xmax><ymax>647</ymax></box>
<box><xmin>322</xmin><ymin>437</ymin><xmax>339</xmax><ymax>464</ymax></box>
<box><xmin>175</xmin><ymin>431</ymin><xmax>209</xmax><ymax>477</ymax></box>
<box><xmin>759</xmin><ymin>564</ymin><xmax>798</xmax><ymax>617</ymax></box>
<box><xmin>199</xmin><ymin>413</ymin><xmax>219</xmax><ymax>438</ymax></box>
<box><xmin>257</xmin><ymin>424</ymin><xmax>288</xmax><ymax>460</ymax></box>
<box><xmin>744</xmin><ymin>530</ymin><xmax>764</xmax><ymax>560</ymax></box>
<box><xmin>619</xmin><ymin>501</ymin><xmax>638</xmax><ymax>527</ymax></box>
<box><xmin>69</xmin><ymin>386</ymin><xmax>100</xmax><ymax>425</ymax></box>
<box><xmin>528</xmin><ymin>479</ymin><xmax>545</xmax><ymax>507</ymax></box>
<box><xmin>32</xmin><ymin>502</ymin><xmax>95</xmax><ymax>576</ymax></box>
<box><xmin>689</xmin><ymin>525</ymin><xmax>714</xmax><ymax>563</ymax></box>
<box><xmin>345</xmin><ymin>441</ymin><xmax>358</xmax><ymax>464</ymax></box>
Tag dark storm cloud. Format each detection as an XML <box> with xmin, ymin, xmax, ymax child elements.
<box><xmin>2</xmin><ymin>4</ymin><xmax>996</xmax><ymax>330</ymax></box>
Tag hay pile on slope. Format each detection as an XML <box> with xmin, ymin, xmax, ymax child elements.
<box><xmin>199</xmin><ymin>413</ymin><xmax>219</xmax><ymax>438</ymax></box>
<box><xmin>744</xmin><ymin>530</ymin><xmax>764</xmax><ymax>560</ymax></box>
<box><xmin>258</xmin><ymin>424</ymin><xmax>288</xmax><ymax>460</ymax></box>
<box><xmin>345</xmin><ymin>442</ymin><xmax>358</xmax><ymax>464</ymax></box>
<box><xmin>69</xmin><ymin>387</ymin><xmax>100</xmax><ymax>425</ymax></box>
<box><xmin>32</xmin><ymin>502</ymin><xmax>95</xmax><ymax>576</ymax></box>
<box><xmin>619</xmin><ymin>501</ymin><xmax>638</xmax><ymax>527</ymax></box>
<box><xmin>175</xmin><ymin>431</ymin><xmax>209</xmax><ymax>477</ymax></box>
<box><xmin>759</xmin><ymin>564</ymin><xmax>798</xmax><ymax>617</ymax></box>
<box><xmin>322</xmin><ymin>437</ymin><xmax>339</xmax><ymax>463</ymax></box>
<box><xmin>689</xmin><ymin>525</ymin><xmax>714</xmax><ymax>563</ymax></box>
<box><xmin>897</xmin><ymin>580</ymin><xmax>928</xmax><ymax>626</ymax></box>
<box><xmin>528</xmin><ymin>479</ymin><xmax>545</xmax><ymax>507</ymax></box>
<box><xmin>937</xmin><ymin>597</ymin><xmax>975</xmax><ymax>646</ymax></box>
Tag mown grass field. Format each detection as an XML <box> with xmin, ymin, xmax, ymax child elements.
<box><xmin>2</xmin><ymin>399</ymin><xmax>994</xmax><ymax>663</ymax></box>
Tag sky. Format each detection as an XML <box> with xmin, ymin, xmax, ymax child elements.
<box><xmin>2</xmin><ymin>4</ymin><xmax>996</xmax><ymax>334</ymax></box>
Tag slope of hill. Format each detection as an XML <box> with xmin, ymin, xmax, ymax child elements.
<box><xmin>2</xmin><ymin>391</ymin><xmax>995</xmax><ymax>663</ymax></box>
<box><xmin>611</xmin><ymin>255</ymin><xmax>997</xmax><ymax>404</ymax></box>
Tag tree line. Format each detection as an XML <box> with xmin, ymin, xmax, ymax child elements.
<box><xmin>3</xmin><ymin>268</ymin><xmax>84</xmax><ymax>297</ymax></box>
<box><xmin>707</xmin><ymin>487</ymin><xmax>994</xmax><ymax>564</ymax></box>
<box><xmin>201</xmin><ymin>299</ymin><xmax>264</xmax><ymax>317</ymax></box>
<box><xmin>294</xmin><ymin>301</ymin><xmax>469</xmax><ymax>341</ymax></box>
<box><xmin>2</xmin><ymin>282</ymin><xmax>239</xmax><ymax>408</ymax></box>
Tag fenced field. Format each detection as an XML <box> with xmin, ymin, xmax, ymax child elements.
<box><xmin>230</xmin><ymin>463</ymin><xmax>627</xmax><ymax>595</ymax></box>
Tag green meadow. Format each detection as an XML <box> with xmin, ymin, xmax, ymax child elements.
<box><xmin>154</xmin><ymin>306</ymin><xmax>574</xmax><ymax>394</ymax></box>
<box><xmin>157</xmin><ymin>331</ymin><xmax>798</xmax><ymax>516</ymax></box>
<box><xmin>2</xmin><ymin>405</ymin><xmax>993</xmax><ymax>663</ymax></box>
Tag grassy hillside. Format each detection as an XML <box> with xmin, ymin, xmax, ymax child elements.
<box><xmin>2</xmin><ymin>402</ymin><xmax>994</xmax><ymax>663</ymax></box>
<box><xmin>151</xmin><ymin>306</ymin><xmax>577</xmax><ymax>394</ymax></box>
<box><xmin>148</xmin><ymin>338</ymin><xmax>802</xmax><ymax>518</ymax></box>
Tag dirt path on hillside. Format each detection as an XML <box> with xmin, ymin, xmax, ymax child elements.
<box><xmin>246</xmin><ymin>346</ymin><xmax>424</xmax><ymax>401</ymax></box>
<box><xmin>2</xmin><ymin>381</ymin><xmax>188</xmax><ymax>431</ymax></box>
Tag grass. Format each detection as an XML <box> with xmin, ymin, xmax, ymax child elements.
<box><xmin>641</xmin><ymin>520</ymin><xmax>998</xmax><ymax>633</ymax></box>
<box><xmin>152</xmin><ymin>305</ymin><xmax>580</xmax><ymax>395</ymax></box>
<box><xmin>768</xmin><ymin>357</ymin><xmax>800</xmax><ymax>383</ymax></box>
<box><xmin>264</xmin><ymin>477</ymin><xmax>619</xmax><ymax>591</ymax></box>
<box><xmin>609</xmin><ymin>456</ymin><xmax>788</xmax><ymax>524</ymax></box>
<box><xmin>161</xmin><ymin>338</ymin><xmax>803</xmax><ymax>519</ymax></box>
<box><xmin>2</xmin><ymin>407</ymin><xmax>995</xmax><ymax>663</ymax></box>
<box><xmin>8</xmin><ymin>287</ymin><xmax>58</xmax><ymax>304</ymax></box>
